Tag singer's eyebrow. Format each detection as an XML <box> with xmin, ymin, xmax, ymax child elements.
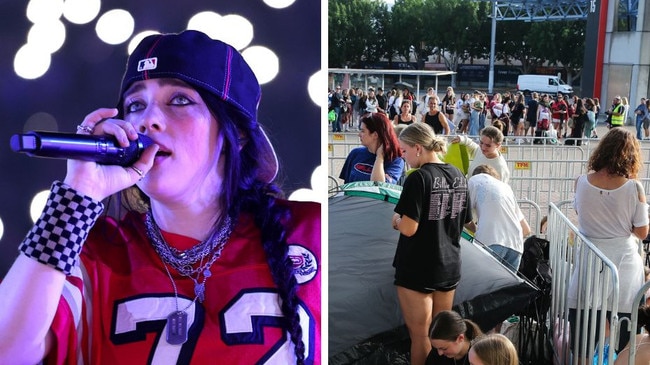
<box><xmin>123</xmin><ymin>78</ymin><xmax>193</xmax><ymax>98</ymax></box>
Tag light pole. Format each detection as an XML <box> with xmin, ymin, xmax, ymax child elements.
<box><xmin>488</xmin><ymin>0</ymin><xmax>497</xmax><ymax>94</ymax></box>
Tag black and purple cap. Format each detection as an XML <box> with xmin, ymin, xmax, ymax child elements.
<box><xmin>118</xmin><ymin>30</ymin><xmax>278</xmax><ymax>183</ymax></box>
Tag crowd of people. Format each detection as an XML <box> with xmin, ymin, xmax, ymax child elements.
<box><xmin>328</xmin><ymin>85</ymin><xmax>650</xmax><ymax>149</ymax></box>
<box><xmin>328</xmin><ymin>86</ymin><xmax>442</xmax><ymax>134</ymax></box>
<box><xmin>331</xmin><ymin>84</ymin><xmax>650</xmax><ymax>365</ymax></box>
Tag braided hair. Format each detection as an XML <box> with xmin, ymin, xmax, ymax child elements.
<box><xmin>208</xmin><ymin>95</ymin><xmax>306</xmax><ymax>364</ymax></box>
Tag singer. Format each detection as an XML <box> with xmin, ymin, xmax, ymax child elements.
<box><xmin>0</xmin><ymin>30</ymin><xmax>321</xmax><ymax>364</ymax></box>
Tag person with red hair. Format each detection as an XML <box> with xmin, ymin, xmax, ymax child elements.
<box><xmin>339</xmin><ymin>112</ymin><xmax>404</xmax><ymax>184</ymax></box>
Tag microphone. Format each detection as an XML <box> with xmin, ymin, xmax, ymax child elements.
<box><xmin>10</xmin><ymin>130</ymin><xmax>155</xmax><ymax>166</ymax></box>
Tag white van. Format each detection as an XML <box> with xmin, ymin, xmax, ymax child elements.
<box><xmin>516</xmin><ymin>74</ymin><xmax>573</xmax><ymax>95</ymax></box>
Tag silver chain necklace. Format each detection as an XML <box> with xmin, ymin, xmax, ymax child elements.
<box><xmin>145</xmin><ymin>212</ymin><xmax>233</xmax><ymax>278</ymax></box>
<box><xmin>144</xmin><ymin>210</ymin><xmax>235</xmax><ymax>344</ymax></box>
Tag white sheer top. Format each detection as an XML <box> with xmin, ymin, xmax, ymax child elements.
<box><xmin>573</xmin><ymin>174</ymin><xmax>648</xmax><ymax>239</ymax></box>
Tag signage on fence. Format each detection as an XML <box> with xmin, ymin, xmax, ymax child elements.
<box><xmin>514</xmin><ymin>161</ymin><xmax>531</xmax><ymax>170</ymax></box>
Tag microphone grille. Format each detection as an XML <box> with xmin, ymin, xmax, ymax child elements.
<box><xmin>137</xmin><ymin>134</ymin><xmax>155</xmax><ymax>149</ymax></box>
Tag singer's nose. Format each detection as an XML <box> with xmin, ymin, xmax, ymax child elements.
<box><xmin>136</xmin><ymin>106</ymin><xmax>165</xmax><ymax>134</ymax></box>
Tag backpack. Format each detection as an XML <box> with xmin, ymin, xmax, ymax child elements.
<box><xmin>388</xmin><ymin>98</ymin><xmax>398</xmax><ymax>120</ymax></box>
<box><xmin>517</xmin><ymin>235</ymin><xmax>554</xmax><ymax>364</ymax></box>
<box><xmin>518</xmin><ymin>235</ymin><xmax>550</xmax><ymax>286</ymax></box>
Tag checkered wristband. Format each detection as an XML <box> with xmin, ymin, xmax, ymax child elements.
<box><xmin>19</xmin><ymin>181</ymin><xmax>104</xmax><ymax>275</ymax></box>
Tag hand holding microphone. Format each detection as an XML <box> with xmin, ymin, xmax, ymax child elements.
<box><xmin>10</xmin><ymin>130</ymin><xmax>154</xmax><ymax>166</ymax></box>
<box><xmin>10</xmin><ymin>108</ymin><xmax>159</xmax><ymax>201</ymax></box>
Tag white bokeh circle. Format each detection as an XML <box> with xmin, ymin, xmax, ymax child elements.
<box><xmin>29</xmin><ymin>190</ymin><xmax>50</xmax><ymax>223</ymax></box>
<box><xmin>308</xmin><ymin>70</ymin><xmax>326</xmax><ymax>107</ymax></box>
<box><xmin>14</xmin><ymin>43</ymin><xmax>51</xmax><ymax>80</ymax></box>
<box><xmin>63</xmin><ymin>0</ymin><xmax>101</xmax><ymax>25</ymax></box>
<box><xmin>242</xmin><ymin>46</ymin><xmax>279</xmax><ymax>84</ymax></box>
<box><xmin>95</xmin><ymin>9</ymin><xmax>135</xmax><ymax>45</ymax></box>
<box><xmin>263</xmin><ymin>0</ymin><xmax>296</xmax><ymax>9</ymax></box>
<box><xmin>27</xmin><ymin>19</ymin><xmax>66</xmax><ymax>54</ymax></box>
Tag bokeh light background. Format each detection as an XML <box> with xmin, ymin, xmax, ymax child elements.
<box><xmin>0</xmin><ymin>0</ymin><xmax>323</xmax><ymax>276</ymax></box>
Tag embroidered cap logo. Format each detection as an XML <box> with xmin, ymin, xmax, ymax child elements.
<box><xmin>137</xmin><ymin>57</ymin><xmax>158</xmax><ymax>72</ymax></box>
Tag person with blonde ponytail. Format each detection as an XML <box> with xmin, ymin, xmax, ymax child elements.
<box><xmin>468</xmin><ymin>334</ymin><xmax>519</xmax><ymax>365</ymax></box>
<box><xmin>391</xmin><ymin>123</ymin><xmax>473</xmax><ymax>365</ymax></box>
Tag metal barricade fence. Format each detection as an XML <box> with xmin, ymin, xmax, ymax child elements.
<box><xmin>518</xmin><ymin>198</ymin><xmax>544</xmax><ymax>238</ymax></box>
<box><xmin>502</xmin><ymin>143</ymin><xmax>586</xmax><ymax>220</ymax></box>
<box><xmin>624</xmin><ymin>280</ymin><xmax>650</xmax><ymax>365</ymax></box>
<box><xmin>328</xmin><ymin>132</ymin><xmax>362</xmax><ymax>185</ymax></box>
<box><xmin>548</xmin><ymin>201</ymin><xmax>620</xmax><ymax>365</ymax></box>
<box><xmin>329</xmin><ymin>132</ymin><xmax>650</xmax><ymax>206</ymax></box>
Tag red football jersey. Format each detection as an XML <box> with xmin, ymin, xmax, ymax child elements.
<box><xmin>46</xmin><ymin>200</ymin><xmax>321</xmax><ymax>364</ymax></box>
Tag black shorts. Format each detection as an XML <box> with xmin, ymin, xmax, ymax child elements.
<box><xmin>394</xmin><ymin>274</ymin><xmax>459</xmax><ymax>294</ymax></box>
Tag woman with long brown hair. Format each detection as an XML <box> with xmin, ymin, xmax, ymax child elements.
<box><xmin>425</xmin><ymin>310</ymin><xmax>484</xmax><ymax>365</ymax></box>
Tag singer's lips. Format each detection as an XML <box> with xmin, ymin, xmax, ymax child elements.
<box><xmin>149</xmin><ymin>140</ymin><xmax>171</xmax><ymax>157</ymax></box>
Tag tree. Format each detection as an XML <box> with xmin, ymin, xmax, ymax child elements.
<box><xmin>367</xmin><ymin>2</ymin><xmax>392</xmax><ymax>64</ymax></box>
<box><xmin>526</xmin><ymin>20</ymin><xmax>587</xmax><ymax>83</ymax></box>
<box><xmin>389</xmin><ymin>0</ymin><xmax>428</xmax><ymax>63</ymax></box>
<box><xmin>427</xmin><ymin>0</ymin><xmax>486</xmax><ymax>85</ymax></box>
<box><xmin>495</xmin><ymin>21</ymin><xmax>536</xmax><ymax>71</ymax></box>
<box><xmin>328</xmin><ymin>0</ymin><xmax>390</xmax><ymax>67</ymax></box>
<box><xmin>328</xmin><ymin>0</ymin><xmax>587</xmax><ymax>84</ymax></box>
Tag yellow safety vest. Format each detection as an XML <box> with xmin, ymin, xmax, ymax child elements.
<box><xmin>611</xmin><ymin>104</ymin><xmax>624</xmax><ymax>125</ymax></box>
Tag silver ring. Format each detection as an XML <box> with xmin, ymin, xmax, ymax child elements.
<box><xmin>127</xmin><ymin>165</ymin><xmax>145</xmax><ymax>180</ymax></box>
<box><xmin>76</xmin><ymin>124</ymin><xmax>94</xmax><ymax>134</ymax></box>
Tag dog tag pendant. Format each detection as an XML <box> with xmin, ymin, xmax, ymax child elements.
<box><xmin>166</xmin><ymin>311</ymin><xmax>188</xmax><ymax>345</ymax></box>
